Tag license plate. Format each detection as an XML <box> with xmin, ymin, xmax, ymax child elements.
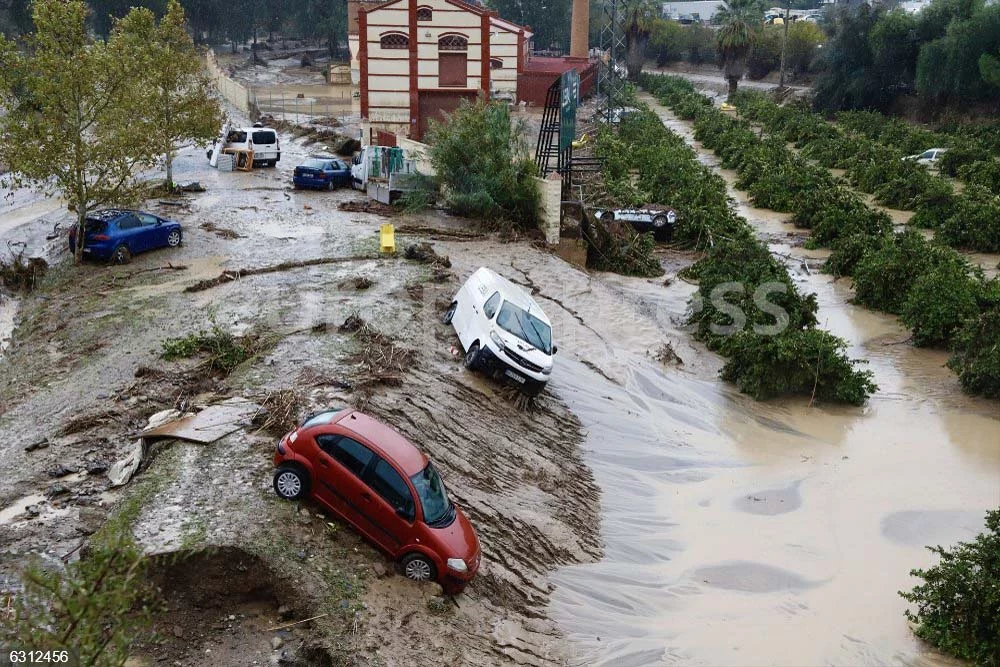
<box><xmin>504</xmin><ymin>369</ymin><xmax>525</xmax><ymax>384</ymax></box>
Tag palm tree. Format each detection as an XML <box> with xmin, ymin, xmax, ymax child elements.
<box><xmin>622</xmin><ymin>0</ymin><xmax>658</xmax><ymax>81</ymax></box>
<box><xmin>715</xmin><ymin>0</ymin><xmax>762</xmax><ymax>101</ymax></box>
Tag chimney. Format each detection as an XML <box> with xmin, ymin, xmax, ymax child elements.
<box><xmin>570</xmin><ymin>0</ymin><xmax>589</xmax><ymax>58</ymax></box>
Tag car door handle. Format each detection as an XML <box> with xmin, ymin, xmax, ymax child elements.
<box><xmin>319</xmin><ymin>459</ymin><xmax>329</xmax><ymax>467</ymax></box>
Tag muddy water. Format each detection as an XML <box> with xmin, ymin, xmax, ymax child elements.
<box><xmin>547</xmin><ymin>96</ymin><xmax>1000</xmax><ymax>667</ymax></box>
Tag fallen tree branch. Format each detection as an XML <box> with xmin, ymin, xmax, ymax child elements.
<box><xmin>184</xmin><ymin>255</ymin><xmax>385</xmax><ymax>293</ymax></box>
<box><xmin>265</xmin><ymin>613</ymin><xmax>330</xmax><ymax>632</ymax></box>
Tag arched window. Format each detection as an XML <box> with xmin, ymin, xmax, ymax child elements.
<box><xmin>380</xmin><ymin>32</ymin><xmax>409</xmax><ymax>49</ymax></box>
<box><xmin>416</xmin><ymin>6</ymin><xmax>432</xmax><ymax>21</ymax></box>
<box><xmin>438</xmin><ymin>34</ymin><xmax>468</xmax><ymax>51</ymax></box>
<box><xmin>490</xmin><ymin>58</ymin><xmax>503</xmax><ymax>69</ymax></box>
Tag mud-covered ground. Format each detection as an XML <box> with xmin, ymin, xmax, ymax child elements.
<box><xmin>0</xmin><ymin>131</ymin><xmax>618</xmax><ymax>665</ymax></box>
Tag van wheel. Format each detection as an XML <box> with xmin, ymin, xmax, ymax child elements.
<box><xmin>464</xmin><ymin>342</ymin><xmax>481</xmax><ymax>370</ymax></box>
<box><xmin>110</xmin><ymin>244</ymin><xmax>131</xmax><ymax>265</ymax></box>
<box><xmin>400</xmin><ymin>553</ymin><xmax>436</xmax><ymax>583</ymax></box>
<box><xmin>269</xmin><ymin>159</ymin><xmax>277</xmax><ymax>168</ymax></box>
<box><xmin>273</xmin><ymin>465</ymin><xmax>309</xmax><ymax>501</ymax></box>
<box><xmin>442</xmin><ymin>302</ymin><xmax>457</xmax><ymax>325</ymax></box>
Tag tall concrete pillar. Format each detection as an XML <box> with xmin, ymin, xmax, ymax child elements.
<box><xmin>570</xmin><ymin>0</ymin><xmax>589</xmax><ymax>58</ymax></box>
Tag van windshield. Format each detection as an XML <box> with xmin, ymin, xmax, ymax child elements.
<box><xmin>252</xmin><ymin>130</ymin><xmax>276</xmax><ymax>144</ymax></box>
<box><xmin>410</xmin><ymin>463</ymin><xmax>453</xmax><ymax>526</ymax></box>
<box><xmin>496</xmin><ymin>302</ymin><xmax>552</xmax><ymax>354</ymax></box>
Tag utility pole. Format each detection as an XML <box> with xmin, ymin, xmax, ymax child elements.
<box><xmin>778</xmin><ymin>2</ymin><xmax>790</xmax><ymax>88</ymax></box>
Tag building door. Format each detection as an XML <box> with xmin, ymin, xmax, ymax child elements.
<box><xmin>418</xmin><ymin>91</ymin><xmax>474</xmax><ymax>139</ymax></box>
<box><xmin>439</xmin><ymin>53</ymin><xmax>468</xmax><ymax>88</ymax></box>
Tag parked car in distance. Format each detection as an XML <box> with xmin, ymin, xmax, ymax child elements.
<box><xmin>272</xmin><ymin>408</ymin><xmax>481</xmax><ymax>594</ymax></box>
<box><xmin>443</xmin><ymin>267</ymin><xmax>555</xmax><ymax>396</ymax></box>
<box><xmin>293</xmin><ymin>156</ymin><xmax>351</xmax><ymax>190</ymax></box>
<box><xmin>593</xmin><ymin>207</ymin><xmax>678</xmax><ymax>242</ymax></box>
<box><xmin>68</xmin><ymin>209</ymin><xmax>183</xmax><ymax>264</ymax></box>
<box><xmin>904</xmin><ymin>148</ymin><xmax>947</xmax><ymax>167</ymax></box>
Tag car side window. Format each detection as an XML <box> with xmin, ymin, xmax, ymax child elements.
<box><xmin>136</xmin><ymin>213</ymin><xmax>157</xmax><ymax>226</ymax></box>
<box><xmin>316</xmin><ymin>435</ymin><xmax>374</xmax><ymax>477</ymax></box>
<box><xmin>368</xmin><ymin>458</ymin><xmax>414</xmax><ymax>518</ymax></box>
<box><xmin>118</xmin><ymin>215</ymin><xmax>140</xmax><ymax>230</ymax></box>
<box><xmin>483</xmin><ymin>292</ymin><xmax>501</xmax><ymax>319</ymax></box>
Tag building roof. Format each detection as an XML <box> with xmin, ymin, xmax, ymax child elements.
<box><xmin>523</xmin><ymin>56</ymin><xmax>594</xmax><ymax>74</ymax></box>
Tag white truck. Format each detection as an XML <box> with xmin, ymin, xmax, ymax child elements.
<box><xmin>350</xmin><ymin>145</ymin><xmax>420</xmax><ymax>204</ymax></box>
<box><xmin>207</xmin><ymin>122</ymin><xmax>281</xmax><ymax>168</ymax></box>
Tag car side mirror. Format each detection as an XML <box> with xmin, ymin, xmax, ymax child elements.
<box><xmin>552</xmin><ymin>345</ymin><xmax>558</xmax><ymax>354</ymax></box>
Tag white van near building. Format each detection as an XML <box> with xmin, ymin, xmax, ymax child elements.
<box><xmin>443</xmin><ymin>267</ymin><xmax>556</xmax><ymax>396</ymax></box>
<box><xmin>206</xmin><ymin>123</ymin><xmax>281</xmax><ymax>168</ymax></box>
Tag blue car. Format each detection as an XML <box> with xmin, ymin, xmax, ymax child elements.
<box><xmin>68</xmin><ymin>209</ymin><xmax>183</xmax><ymax>264</ymax></box>
<box><xmin>293</xmin><ymin>156</ymin><xmax>351</xmax><ymax>190</ymax></box>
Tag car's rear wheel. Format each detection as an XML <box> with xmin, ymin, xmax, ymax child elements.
<box><xmin>652</xmin><ymin>215</ymin><xmax>668</xmax><ymax>228</ymax></box>
<box><xmin>326</xmin><ymin>179</ymin><xmax>335</xmax><ymax>191</ymax></box>
<box><xmin>400</xmin><ymin>553</ymin><xmax>436</xmax><ymax>583</ymax></box>
<box><xmin>442</xmin><ymin>302</ymin><xmax>457</xmax><ymax>325</ymax></box>
<box><xmin>464</xmin><ymin>342</ymin><xmax>481</xmax><ymax>371</ymax></box>
<box><xmin>269</xmin><ymin>159</ymin><xmax>277</xmax><ymax>168</ymax></box>
<box><xmin>166</xmin><ymin>229</ymin><xmax>182</xmax><ymax>247</ymax></box>
<box><xmin>110</xmin><ymin>244</ymin><xmax>131</xmax><ymax>265</ymax></box>
<box><xmin>273</xmin><ymin>465</ymin><xmax>308</xmax><ymax>501</ymax></box>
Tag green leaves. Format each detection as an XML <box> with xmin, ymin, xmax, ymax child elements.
<box><xmin>900</xmin><ymin>509</ymin><xmax>1000</xmax><ymax>664</ymax></box>
<box><xmin>426</xmin><ymin>99</ymin><xmax>540</xmax><ymax>226</ymax></box>
<box><xmin>0</xmin><ymin>0</ymin><xmax>221</xmax><ymax>261</ymax></box>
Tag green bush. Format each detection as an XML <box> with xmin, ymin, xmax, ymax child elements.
<box><xmin>947</xmin><ymin>307</ymin><xmax>1000</xmax><ymax>398</ymax></box>
<box><xmin>720</xmin><ymin>329</ymin><xmax>876</xmax><ymax>404</ymax></box>
<box><xmin>426</xmin><ymin>98</ymin><xmax>540</xmax><ymax>225</ymax></box>
<box><xmin>161</xmin><ymin>323</ymin><xmax>274</xmax><ymax>373</ymax></box>
<box><xmin>909</xmin><ymin>176</ymin><xmax>956</xmax><ymax>228</ymax></box>
<box><xmin>824</xmin><ymin>232</ymin><xmax>888</xmax><ymax>277</ymax></box>
<box><xmin>900</xmin><ymin>259</ymin><xmax>983</xmax><ymax>347</ymax></box>
<box><xmin>957</xmin><ymin>159</ymin><xmax>1000</xmax><ymax>194</ymax></box>
<box><xmin>937</xmin><ymin>185</ymin><xmax>1000</xmax><ymax>252</ymax></box>
<box><xmin>7</xmin><ymin>530</ymin><xmax>156</xmax><ymax>665</ymax></box>
<box><xmin>852</xmin><ymin>230</ymin><xmax>941</xmax><ymax>313</ymax></box>
<box><xmin>747</xmin><ymin>26</ymin><xmax>782</xmax><ymax>80</ymax></box>
<box><xmin>786</xmin><ymin>21</ymin><xmax>826</xmax><ymax>74</ymax></box>
<box><xmin>938</xmin><ymin>143</ymin><xmax>990</xmax><ymax>176</ymax></box>
<box><xmin>899</xmin><ymin>509</ymin><xmax>1000</xmax><ymax>664</ymax></box>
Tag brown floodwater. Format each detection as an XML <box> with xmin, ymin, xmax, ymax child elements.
<box><xmin>546</xmin><ymin>95</ymin><xmax>1000</xmax><ymax>667</ymax></box>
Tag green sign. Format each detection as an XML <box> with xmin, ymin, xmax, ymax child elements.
<box><xmin>559</xmin><ymin>69</ymin><xmax>580</xmax><ymax>153</ymax></box>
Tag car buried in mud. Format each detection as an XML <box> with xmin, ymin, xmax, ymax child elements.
<box><xmin>592</xmin><ymin>207</ymin><xmax>678</xmax><ymax>242</ymax></box>
<box><xmin>272</xmin><ymin>408</ymin><xmax>481</xmax><ymax>594</ymax></box>
<box><xmin>443</xmin><ymin>267</ymin><xmax>555</xmax><ymax>396</ymax></box>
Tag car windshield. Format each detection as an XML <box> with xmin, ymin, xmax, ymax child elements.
<box><xmin>302</xmin><ymin>159</ymin><xmax>330</xmax><ymax>169</ymax></box>
<box><xmin>496</xmin><ymin>301</ymin><xmax>552</xmax><ymax>354</ymax></box>
<box><xmin>301</xmin><ymin>409</ymin><xmax>343</xmax><ymax>428</ymax></box>
<box><xmin>410</xmin><ymin>463</ymin><xmax>451</xmax><ymax>525</ymax></box>
<box><xmin>252</xmin><ymin>130</ymin><xmax>275</xmax><ymax>144</ymax></box>
<box><xmin>920</xmin><ymin>150</ymin><xmax>935</xmax><ymax>159</ymax></box>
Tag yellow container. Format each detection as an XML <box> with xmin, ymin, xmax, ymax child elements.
<box><xmin>380</xmin><ymin>223</ymin><xmax>395</xmax><ymax>254</ymax></box>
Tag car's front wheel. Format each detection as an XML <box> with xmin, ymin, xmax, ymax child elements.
<box><xmin>273</xmin><ymin>465</ymin><xmax>309</xmax><ymax>501</ymax></box>
<box><xmin>400</xmin><ymin>553</ymin><xmax>436</xmax><ymax>583</ymax></box>
<box><xmin>464</xmin><ymin>342</ymin><xmax>481</xmax><ymax>371</ymax></box>
<box><xmin>166</xmin><ymin>229</ymin><xmax>182</xmax><ymax>247</ymax></box>
<box><xmin>442</xmin><ymin>302</ymin><xmax>457</xmax><ymax>325</ymax></box>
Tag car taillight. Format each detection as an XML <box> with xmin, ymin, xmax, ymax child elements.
<box><xmin>91</xmin><ymin>234</ymin><xmax>110</xmax><ymax>241</ymax></box>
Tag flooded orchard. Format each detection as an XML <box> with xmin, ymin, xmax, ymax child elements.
<box><xmin>544</xmin><ymin>96</ymin><xmax>1000</xmax><ymax>666</ymax></box>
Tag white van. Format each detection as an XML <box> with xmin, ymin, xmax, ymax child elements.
<box><xmin>443</xmin><ymin>267</ymin><xmax>556</xmax><ymax>396</ymax></box>
<box><xmin>206</xmin><ymin>124</ymin><xmax>281</xmax><ymax>167</ymax></box>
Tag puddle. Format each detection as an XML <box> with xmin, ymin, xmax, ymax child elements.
<box><xmin>549</xmin><ymin>94</ymin><xmax>1000</xmax><ymax>667</ymax></box>
<box><xmin>0</xmin><ymin>493</ymin><xmax>47</xmax><ymax>524</ymax></box>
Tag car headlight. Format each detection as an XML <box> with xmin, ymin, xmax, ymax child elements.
<box><xmin>447</xmin><ymin>558</ymin><xmax>468</xmax><ymax>572</ymax></box>
<box><xmin>489</xmin><ymin>330</ymin><xmax>504</xmax><ymax>348</ymax></box>
<box><xmin>542</xmin><ymin>366</ymin><xmax>553</xmax><ymax>376</ymax></box>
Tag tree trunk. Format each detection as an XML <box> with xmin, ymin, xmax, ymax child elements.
<box><xmin>727</xmin><ymin>75</ymin><xmax>739</xmax><ymax>102</ymax></box>
<box><xmin>165</xmin><ymin>151</ymin><xmax>173</xmax><ymax>192</ymax></box>
<box><xmin>73</xmin><ymin>205</ymin><xmax>86</xmax><ymax>265</ymax></box>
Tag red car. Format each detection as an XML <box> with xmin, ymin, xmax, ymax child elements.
<box><xmin>272</xmin><ymin>408</ymin><xmax>481</xmax><ymax>594</ymax></box>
